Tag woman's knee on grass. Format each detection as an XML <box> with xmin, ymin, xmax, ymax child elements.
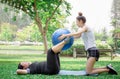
<box><xmin>86</xmin><ymin>57</ymin><xmax>96</xmax><ymax>74</ymax></box>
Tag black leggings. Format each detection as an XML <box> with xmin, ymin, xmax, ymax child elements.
<box><xmin>46</xmin><ymin>48</ymin><xmax>60</xmax><ymax>74</ymax></box>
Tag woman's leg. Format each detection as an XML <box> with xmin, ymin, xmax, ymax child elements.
<box><xmin>46</xmin><ymin>38</ymin><xmax>70</xmax><ymax>74</ymax></box>
<box><xmin>86</xmin><ymin>57</ymin><xmax>109</xmax><ymax>74</ymax></box>
<box><xmin>86</xmin><ymin>47</ymin><xmax>117</xmax><ymax>75</ymax></box>
<box><xmin>86</xmin><ymin>47</ymin><xmax>109</xmax><ymax>74</ymax></box>
<box><xmin>93</xmin><ymin>67</ymin><xmax>106</xmax><ymax>70</ymax></box>
<box><xmin>52</xmin><ymin>40</ymin><xmax>67</xmax><ymax>53</ymax></box>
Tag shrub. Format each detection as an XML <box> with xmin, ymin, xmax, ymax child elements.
<box><xmin>117</xmin><ymin>40</ymin><xmax>120</xmax><ymax>48</ymax></box>
<box><xmin>61</xmin><ymin>40</ymin><xmax>112</xmax><ymax>56</ymax></box>
<box><xmin>114</xmin><ymin>28</ymin><xmax>120</xmax><ymax>33</ymax></box>
<box><xmin>0</xmin><ymin>23</ymin><xmax>17</xmax><ymax>41</ymax></box>
<box><xmin>96</xmin><ymin>40</ymin><xmax>111</xmax><ymax>49</ymax></box>
<box><xmin>61</xmin><ymin>44</ymin><xmax>84</xmax><ymax>56</ymax></box>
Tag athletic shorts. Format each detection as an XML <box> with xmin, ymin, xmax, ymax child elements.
<box><xmin>87</xmin><ymin>47</ymin><xmax>100</xmax><ymax>61</ymax></box>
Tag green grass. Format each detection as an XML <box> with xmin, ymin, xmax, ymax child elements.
<box><xmin>0</xmin><ymin>45</ymin><xmax>44</xmax><ymax>50</ymax></box>
<box><xmin>0</xmin><ymin>51</ymin><xmax>120</xmax><ymax>79</ymax></box>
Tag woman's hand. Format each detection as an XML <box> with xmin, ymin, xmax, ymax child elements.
<box><xmin>16</xmin><ymin>69</ymin><xmax>28</xmax><ymax>75</ymax></box>
<box><xmin>58</xmin><ymin>34</ymin><xmax>67</xmax><ymax>40</ymax></box>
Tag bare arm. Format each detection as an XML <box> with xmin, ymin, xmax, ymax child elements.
<box><xmin>73</xmin><ymin>35</ymin><xmax>81</xmax><ymax>39</ymax></box>
<box><xmin>59</xmin><ymin>26</ymin><xmax>88</xmax><ymax>40</ymax></box>
<box><xmin>16</xmin><ymin>69</ymin><xmax>28</xmax><ymax>75</ymax></box>
<box><xmin>73</xmin><ymin>29</ymin><xmax>82</xmax><ymax>38</ymax></box>
<box><xmin>66</xmin><ymin>26</ymin><xmax>87</xmax><ymax>37</ymax></box>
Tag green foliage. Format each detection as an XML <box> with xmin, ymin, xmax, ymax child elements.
<box><xmin>4</xmin><ymin>7</ymin><xmax>8</xmax><ymax>12</ymax></box>
<box><xmin>0</xmin><ymin>23</ymin><xmax>17</xmax><ymax>41</ymax></box>
<box><xmin>111</xmin><ymin>0</ymin><xmax>120</xmax><ymax>28</ymax></box>
<box><xmin>114</xmin><ymin>28</ymin><xmax>120</xmax><ymax>33</ymax></box>
<box><xmin>111</xmin><ymin>19</ymin><xmax>117</xmax><ymax>26</ymax></box>
<box><xmin>94</xmin><ymin>32</ymin><xmax>103</xmax><ymax>41</ymax></box>
<box><xmin>0</xmin><ymin>0</ymin><xmax>71</xmax><ymax>21</ymax></box>
<box><xmin>12</xmin><ymin>16</ymin><xmax>16</xmax><ymax>21</ymax></box>
<box><xmin>0</xmin><ymin>22</ymin><xmax>62</xmax><ymax>42</ymax></box>
<box><xmin>106</xmin><ymin>37</ymin><xmax>115</xmax><ymax>47</ymax></box>
<box><xmin>47</xmin><ymin>26</ymin><xmax>58</xmax><ymax>42</ymax></box>
<box><xmin>28</xmin><ymin>24</ymin><xmax>42</xmax><ymax>42</ymax></box>
<box><xmin>117</xmin><ymin>40</ymin><xmax>120</xmax><ymax>47</ymax></box>
<box><xmin>46</xmin><ymin>15</ymin><xmax>66</xmax><ymax>42</ymax></box>
<box><xmin>16</xmin><ymin>30</ymin><xmax>27</xmax><ymax>41</ymax></box>
<box><xmin>16</xmin><ymin>23</ymin><xmax>42</xmax><ymax>42</ymax></box>
<box><xmin>94</xmin><ymin>28</ymin><xmax>108</xmax><ymax>41</ymax></box>
<box><xmin>96</xmin><ymin>40</ymin><xmax>111</xmax><ymax>49</ymax></box>
<box><xmin>16</xmin><ymin>23</ymin><xmax>59</xmax><ymax>42</ymax></box>
<box><xmin>0</xmin><ymin>0</ymin><xmax>71</xmax><ymax>31</ymax></box>
<box><xmin>101</xmin><ymin>28</ymin><xmax>108</xmax><ymax>41</ymax></box>
<box><xmin>61</xmin><ymin>40</ymin><xmax>112</xmax><ymax>56</ymax></box>
<box><xmin>112</xmin><ymin>28</ymin><xmax>120</xmax><ymax>48</ymax></box>
<box><xmin>0</xmin><ymin>3</ymin><xmax>32</xmax><ymax>28</ymax></box>
<box><xmin>0</xmin><ymin>0</ymin><xmax>71</xmax><ymax>52</ymax></box>
<box><xmin>61</xmin><ymin>48</ymin><xmax>73</xmax><ymax>56</ymax></box>
<box><xmin>61</xmin><ymin>44</ymin><xmax>84</xmax><ymax>56</ymax></box>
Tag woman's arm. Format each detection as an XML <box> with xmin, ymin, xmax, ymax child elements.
<box><xmin>59</xmin><ymin>26</ymin><xmax>88</xmax><ymax>40</ymax></box>
<box><xmin>67</xmin><ymin>26</ymin><xmax>87</xmax><ymax>37</ymax></box>
<box><xmin>16</xmin><ymin>69</ymin><xmax>28</xmax><ymax>75</ymax></box>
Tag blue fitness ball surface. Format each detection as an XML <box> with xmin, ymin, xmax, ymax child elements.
<box><xmin>52</xmin><ymin>29</ymin><xmax>74</xmax><ymax>50</ymax></box>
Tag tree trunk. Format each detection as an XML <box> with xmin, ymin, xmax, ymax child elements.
<box><xmin>33</xmin><ymin>0</ymin><xmax>62</xmax><ymax>53</ymax></box>
<box><xmin>42</xmin><ymin>32</ymin><xmax>48</xmax><ymax>53</ymax></box>
<box><xmin>35</xmin><ymin>19</ymin><xmax>48</xmax><ymax>53</ymax></box>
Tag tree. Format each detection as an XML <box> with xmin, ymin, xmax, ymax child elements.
<box><xmin>0</xmin><ymin>3</ymin><xmax>32</xmax><ymax>29</ymax></box>
<box><xmin>94</xmin><ymin>32</ymin><xmax>103</xmax><ymax>41</ymax></box>
<box><xmin>111</xmin><ymin>0</ymin><xmax>120</xmax><ymax>28</ymax></box>
<box><xmin>71</xmin><ymin>21</ymin><xmax>78</xmax><ymax>32</ymax></box>
<box><xmin>16</xmin><ymin>23</ymin><xmax>42</xmax><ymax>42</ymax></box>
<box><xmin>101</xmin><ymin>27</ymin><xmax>108</xmax><ymax>41</ymax></box>
<box><xmin>0</xmin><ymin>23</ymin><xmax>17</xmax><ymax>41</ymax></box>
<box><xmin>111</xmin><ymin>0</ymin><xmax>120</xmax><ymax>49</ymax></box>
<box><xmin>0</xmin><ymin>0</ymin><xmax>71</xmax><ymax>53</ymax></box>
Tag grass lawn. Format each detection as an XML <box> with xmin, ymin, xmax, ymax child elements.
<box><xmin>0</xmin><ymin>50</ymin><xmax>120</xmax><ymax>79</ymax></box>
<box><xmin>0</xmin><ymin>45</ymin><xmax>44</xmax><ymax>50</ymax></box>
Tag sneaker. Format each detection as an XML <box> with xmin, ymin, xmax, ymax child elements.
<box><xmin>107</xmin><ymin>64</ymin><xmax>118</xmax><ymax>75</ymax></box>
<box><xmin>64</xmin><ymin>37</ymin><xmax>70</xmax><ymax>44</ymax></box>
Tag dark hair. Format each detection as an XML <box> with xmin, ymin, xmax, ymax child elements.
<box><xmin>18</xmin><ymin>63</ymin><xmax>23</xmax><ymax>69</ymax></box>
<box><xmin>76</xmin><ymin>12</ymin><xmax>86</xmax><ymax>23</ymax></box>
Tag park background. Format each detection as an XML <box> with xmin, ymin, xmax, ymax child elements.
<box><xmin>0</xmin><ymin>0</ymin><xmax>120</xmax><ymax>79</ymax></box>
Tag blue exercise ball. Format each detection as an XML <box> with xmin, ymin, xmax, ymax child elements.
<box><xmin>52</xmin><ymin>29</ymin><xmax>74</xmax><ymax>50</ymax></box>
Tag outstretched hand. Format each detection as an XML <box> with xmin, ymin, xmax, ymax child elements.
<box><xmin>58</xmin><ymin>34</ymin><xmax>67</xmax><ymax>40</ymax></box>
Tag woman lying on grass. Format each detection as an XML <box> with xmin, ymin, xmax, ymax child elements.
<box><xmin>16</xmin><ymin>37</ymin><xmax>70</xmax><ymax>75</ymax></box>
